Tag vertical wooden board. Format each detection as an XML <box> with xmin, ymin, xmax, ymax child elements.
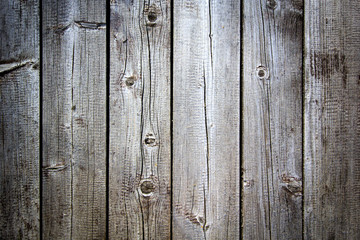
<box><xmin>304</xmin><ymin>0</ymin><xmax>360</xmax><ymax>239</ymax></box>
<box><xmin>0</xmin><ymin>0</ymin><xmax>40</xmax><ymax>239</ymax></box>
<box><xmin>42</xmin><ymin>0</ymin><xmax>106</xmax><ymax>239</ymax></box>
<box><xmin>173</xmin><ymin>0</ymin><xmax>240</xmax><ymax>239</ymax></box>
<box><xmin>109</xmin><ymin>0</ymin><xmax>171</xmax><ymax>239</ymax></box>
<box><xmin>242</xmin><ymin>0</ymin><xmax>303</xmax><ymax>239</ymax></box>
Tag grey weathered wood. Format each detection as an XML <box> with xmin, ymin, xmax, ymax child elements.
<box><xmin>242</xmin><ymin>0</ymin><xmax>303</xmax><ymax>239</ymax></box>
<box><xmin>109</xmin><ymin>0</ymin><xmax>171</xmax><ymax>239</ymax></box>
<box><xmin>0</xmin><ymin>1</ymin><xmax>40</xmax><ymax>239</ymax></box>
<box><xmin>304</xmin><ymin>0</ymin><xmax>360</xmax><ymax>239</ymax></box>
<box><xmin>173</xmin><ymin>0</ymin><xmax>240</xmax><ymax>239</ymax></box>
<box><xmin>42</xmin><ymin>0</ymin><xmax>106</xmax><ymax>238</ymax></box>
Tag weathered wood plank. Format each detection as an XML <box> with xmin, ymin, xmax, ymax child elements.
<box><xmin>42</xmin><ymin>0</ymin><xmax>106</xmax><ymax>238</ymax></box>
<box><xmin>242</xmin><ymin>0</ymin><xmax>303</xmax><ymax>239</ymax></box>
<box><xmin>0</xmin><ymin>1</ymin><xmax>40</xmax><ymax>239</ymax></box>
<box><xmin>173</xmin><ymin>0</ymin><xmax>240</xmax><ymax>239</ymax></box>
<box><xmin>109</xmin><ymin>0</ymin><xmax>171</xmax><ymax>239</ymax></box>
<box><xmin>304</xmin><ymin>0</ymin><xmax>360</xmax><ymax>239</ymax></box>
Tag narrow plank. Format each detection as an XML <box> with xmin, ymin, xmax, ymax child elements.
<box><xmin>242</xmin><ymin>0</ymin><xmax>303</xmax><ymax>239</ymax></box>
<box><xmin>42</xmin><ymin>0</ymin><xmax>106</xmax><ymax>238</ymax></box>
<box><xmin>173</xmin><ymin>0</ymin><xmax>240</xmax><ymax>239</ymax></box>
<box><xmin>109</xmin><ymin>0</ymin><xmax>171</xmax><ymax>239</ymax></box>
<box><xmin>0</xmin><ymin>1</ymin><xmax>40</xmax><ymax>238</ymax></box>
<box><xmin>304</xmin><ymin>0</ymin><xmax>360</xmax><ymax>239</ymax></box>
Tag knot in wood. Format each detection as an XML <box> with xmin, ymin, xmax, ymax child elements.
<box><xmin>144</xmin><ymin>133</ymin><xmax>156</xmax><ymax>146</ymax></box>
<box><xmin>148</xmin><ymin>12</ymin><xmax>157</xmax><ymax>22</ymax></box>
<box><xmin>145</xmin><ymin>4</ymin><xmax>160</xmax><ymax>27</ymax></box>
<box><xmin>256</xmin><ymin>66</ymin><xmax>269</xmax><ymax>80</ymax></box>
<box><xmin>139</xmin><ymin>180</ymin><xmax>155</xmax><ymax>196</ymax></box>
<box><xmin>125</xmin><ymin>76</ymin><xmax>137</xmax><ymax>87</ymax></box>
<box><xmin>281</xmin><ymin>174</ymin><xmax>302</xmax><ymax>196</ymax></box>
<box><xmin>266</xmin><ymin>0</ymin><xmax>277</xmax><ymax>9</ymax></box>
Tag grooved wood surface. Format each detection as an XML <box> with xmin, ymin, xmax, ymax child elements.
<box><xmin>42</xmin><ymin>0</ymin><xmax>106</xmax><ymax>238</ymax></box>
<box><xmin>109</xmin><ymin>0</ymin><xmax>171</xmax><ymax>239</ymax></box>
<box><xmin>173</xmin><ymin>0</ymin><xmax>240</xmax><ymax>239</ymax></box>
<box><xmin>0</xmin><ymin>0</ymin><xmax>40</xmax><ymax>239</ymax></box>
<box><xmin>242</xmin><ymin>0</ymin><xmax>303</xmax><ymax>239</ymax></box>
<box><xmin>0</xmin><ymin>0</ymin><xmax>359</xmax><ymax>239</ymax></box>
<box><xmin>304</xmin><ymin>0</ymin><xmax>360</xmax><ymax>239</ymax></box>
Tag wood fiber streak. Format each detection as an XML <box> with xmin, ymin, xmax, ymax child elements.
<box><xmin>173</xmin><ymin>0</ymin><xmax>240</xmax><ymax>239</ymax></box>
<box><xmin>42</xmin><ymin>0</ymin><xmax>106</xmax><ymax>239</ymax></box>
<box><xmin>109</xmin><ymin>0</ymin><xmax>171</xmax><ymax>239</ymax></box>
<box><xmin>304</xmin><ymin>0</ymin><xmax>360</xmax><ymax>239</ymax></box>
<box><xmin>0</xmin><ymin>1</ymin><xmax>40</xmax><ymax>238</ymax></box>
<box><xmin>242</xmin><ymin>0</ymin><xmax>303</xmax><ymax>239</ymax></box>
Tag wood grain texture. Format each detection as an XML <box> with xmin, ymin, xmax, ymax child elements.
<box><xmin>242</xmin><ymin>0</ymin><xmax>303</xmax><ymax>239</ymax></box>
<box><xmin>304</xmin><ymin>0</ymin><xmax>360</xmax><ymax>239</ymax></box>
<box><xmin>42</xmin><ymin>0</ymin><xmax>106</xmax><ymax>239</ymax></box>
<box><xmin>109</xmin><ymin>0</ymin><xmax>171</xmax><ymax>239</ymax></box>
<box><xmin>0</xmin><ymin>1</ymin><xmax>40</xmax><ymax>239</ymax></box>
<box><xmin>173</xmin><ymin>0</ymin><xmax>240</xmax><ymax>239</ymax></box>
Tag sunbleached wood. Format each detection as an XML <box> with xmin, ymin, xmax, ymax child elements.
<box><xmin>0</xmin><ymin>0</ymin><xmax>40</xmax><ymax>239</ymax></box>
<box><xmin>304</xmin><ymin>0</ymin><xmax>360</xmax><ymax>239</ymax></box>
<box><xmin>173</xmin><ymin>0</ymin><xmax>240</xmax><ymax>239</ymax></box>
<box><xmin>242</xmin><ymin>0</ymin><xmax>303</xmax><ymax>239</ymax></box>
<box><xmin>109</xmin><ymin>0</ymin><xmax>171</xmax><ymax>239</ymax></box>
<box><xmin>42</xmin><ymin>0</ymin><xmax>106</xmax><ymax>238</ymax></box>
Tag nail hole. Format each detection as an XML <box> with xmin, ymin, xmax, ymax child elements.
<box><xmin>148</xmin><ymin>12</ymin><xmax>157</xmax><ymax>22</ymax></box>
<box><xmin>125</xmin><ymin>76</ymin><xmax>136</xmax><ymax>87</ymax></box>
<box><xmin>144</xmin><ymin>133</ymin><xmax>156</xmax><ymax>146</ymax></box>
<box><xmin>258</xmin><ymin>70</ymin><xmax>265</xmax><ymax>78</ymax></box>
<box><xmin>140</xmin><ymin>180</ymin><xmax>155</xmax><ymax>196</ymax></box>
<box><xmin>243</xmin><ymin>179</ymin><xmax>254</xmax><ymax>188</ymax></box>
<box><xmin>256</xmin><ymin>66</ymin><xmax>269</xmax><ymax>79</ymax></box>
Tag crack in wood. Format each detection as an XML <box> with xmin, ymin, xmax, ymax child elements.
<box><xmin>74</xmin><ymin>21</ymin><xmax>106</xmax><ymax>30</ymax></box>
<box><xmin>0</xmin><ymin>60</ymin><xmax>38</xmax><ymax>76</ymax></box>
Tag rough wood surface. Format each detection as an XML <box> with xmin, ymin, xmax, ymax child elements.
<box><xmin>173</xmin><ymin>0</ymin><xmax>240</xmax><ymax>239</ymax></box>
<box><xmin>0</xmin><ymin>1</ymin><xmax>40</xmax><ymax>239</ymax></box>
<box><xmin>42</xmin><ymin>0</ymin><xmax>106</xmax><ymax>239</ymax></box>
<box><xmin>242</xmin><ymin>0</ymin><xmax>303</xmax><ymax>239</ymax></box>
<box><xmin>109</xmin><ymin>0</ymin><xmax>171</xmax><ymax>239</ymax></box>
<box><xmin>2</xmin><ymin>1</ymin><xmax>360</xmax><ymax>238</ymax></box>
<box><xmin>304</xmin><ymin>0</ymin><xmax>360</xmax><ymax>239</ymax></box>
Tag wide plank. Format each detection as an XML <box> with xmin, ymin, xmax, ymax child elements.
<box><xmin>42</xmin><ymin>0</ymin><xmax>107</xmax><ymax>238</ymax></box>
<box><xmin>173</xmin><ymin>0</ymin><xmax>240</xmax><ymax>239</ymax></box>
<box><xmin>109</xmin><ymin>0</ymin><xmax>171</xmax><ymax>239</ymax></box>
<box><xmin>0</xmin><ymin>1</ymin><xmax>40</xmax><ymax>238</ymax></box>
<box><xmin>304</xmin><ymin>0</ymin><xmax>360</xmax><ymax>239</ymax></box>
<box><xmin>242</xmin><ymin>0</ymin><xmax>303</xmax><ymax>239</ymax></box>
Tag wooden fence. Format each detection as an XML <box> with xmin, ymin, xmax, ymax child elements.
<box><xmin>1</xmin><ymin>0</ymin><xmax>359</xmax><ymax>239</ymax></box>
